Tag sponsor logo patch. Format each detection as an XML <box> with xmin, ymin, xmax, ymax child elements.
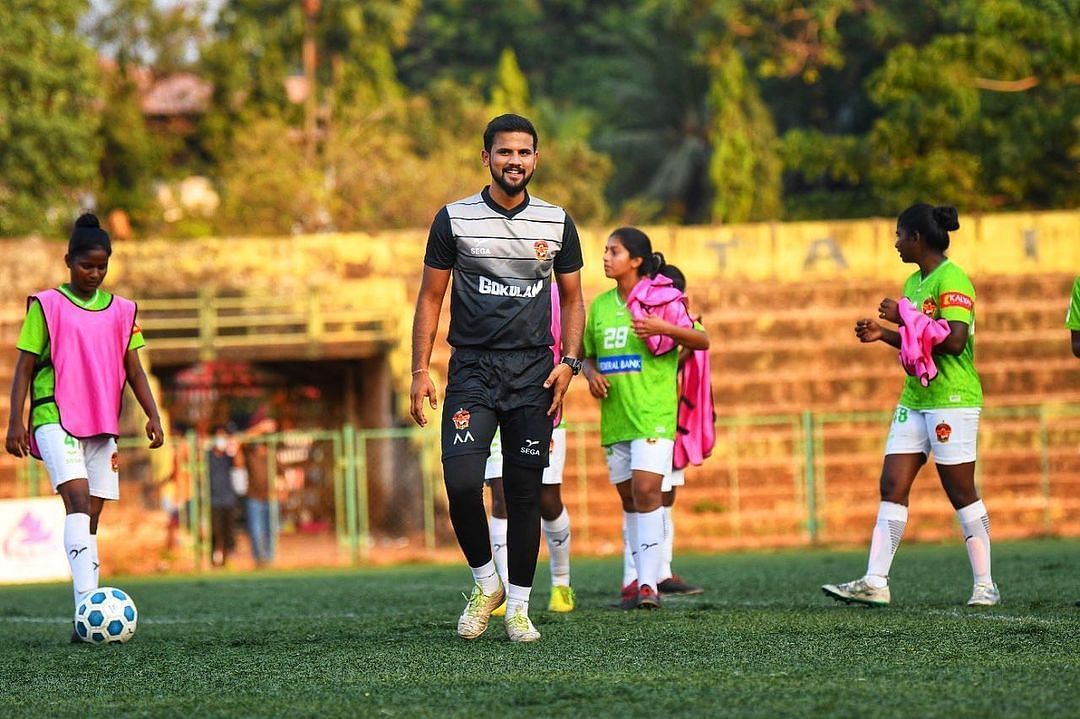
<box><xmin>453</xmin><ymin>432</ymin><xmax>475</xmax><ymax>445</ymax></box>
<box><xmin>935</xmin><ymin>421</ymin><xmax>952</xmax><ymax>444</ymax></box>
<box><xmin>470</xmin><ymin>246</ymin><xmax>491</xmax><ymax>255</ymax></box>
<box><xmin>597</xmin><ymin>354</ymin><xmax>643</xmax><ymax>374</ymax></box>
<box><xmin>520</xmin><ymin>439</ymin><xmax>541</xmax><ymax>456</ymax></box>
<box><xmin>940</xmin><ymin>292</ymin><xmax>974</xmax><ymax>311</ymax></box>
<box><xmin>533</xmin><ymin>241</ymin><xmax>550</xmax><ymax>261</ymax></box>
<box><xmin>478</xmin><ymin>276</ymin><xmax>544</xmax><ymax>298</ymax></box>
<box><xmin>452</xmin><ymin>409</ymin><xmax>471</xmax><ymax>430</ymax></box>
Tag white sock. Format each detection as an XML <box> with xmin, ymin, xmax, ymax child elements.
<box><xmin>488</xmin><ymin>516</ymin><xmax>509</xmax><ymax>590</ymax></box>
<box><xmin>542</xmin><ymin>508</ymin><xmax>571</xmax><ymax>587</ymax></box>
<box><xmin>506</xmin><ymin>582</ymin><xmax>532</xmax><ymax>616</ymax></box>
<box><xmin>622</xmin><ymin>511</ymin><xmax>638</xmax><ymax>586</ymax></box>
<box><xmin>634</xmin><ymin>507</ymin><xmax>664</xmax><ymax>591</ymax></box>
<box><xmin>865</xmin><ymin>501</ymin><xmax>908</xmax><ymax>588</ymax></box>
<box><xmin>470</xmin><ymin>559</ymin><xmax>502</xmax><ymax>595</ymax></box>
<box><xmin>660</xmin><ymin>506</ymin><xmax>674</xmax><ymax>582</ymax></box>
<box><xmin>957</xmin><ymin>499</ymin><xmax>993</xmax><ymax>585</ymax></box>
<box><xmin>89</xmin><ymin>534</ymin><xmax>100</xmax><ymax>587</ymax></box>
<box><xmin>64</xmin><ymin>513</ymin><xmax>95</xmax><ymax>609</ymax></box>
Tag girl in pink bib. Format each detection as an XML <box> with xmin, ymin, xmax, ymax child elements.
<box><xmin>5</xmin><ymin>213</ymin><xmax>164</xmax><ymax>641</ymax></box>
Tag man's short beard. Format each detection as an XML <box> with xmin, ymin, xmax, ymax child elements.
<box><xmin>492</xmin><ymin>171</ymin><xmax>532</xmax><ymax>197</ymax></box>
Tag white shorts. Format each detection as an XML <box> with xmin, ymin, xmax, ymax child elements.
<box><xmin>35</xmin><ymin>424</ymin><xmax>120</xmax><ymax>500</ymax></box>
<box><xmin>884</xmin><ymin>405</ymin><xmax>981</xmax><ymax>466</ymax></box>
<box><xmin>485</xmin><ymin>427</ymin><xmax>566</xmax><ymax>485</ymax></box>
<box><xmin>662</xmin><ymin>467</ymin><xmax>685</xmax><ymax>492</ymax></box>
<box><xmin>605</xmin><ymin>438</ymin><xmax>675</xmax><ymax>484</ymax></box>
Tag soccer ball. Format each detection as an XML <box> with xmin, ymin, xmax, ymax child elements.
<box><xmin>74</xmin><ymin>587</ymin><xmax>138</xmax><ymax>644</ymax></box>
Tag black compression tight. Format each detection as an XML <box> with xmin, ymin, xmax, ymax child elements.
<box><xmin>442</xmin><ymin>455</ymin><xmax>543</xmax><ymax>587</ymax></box>
<box><xmin>443</xmin><ymin>454</ymin><xmax>491</xmax><ymax>569</ymax></box>
<box><xmin>502</xmin><ymin>460</ymin><xmax>543</xmax><ymax>587</ymax></box>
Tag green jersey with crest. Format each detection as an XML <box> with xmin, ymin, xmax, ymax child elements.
<box><xmin>897</xmin><ymin>259</ymin><xmax>983</xmax><ymax>409</ymax></box>
<box><xmin>1066</xmin><ymin>277</ymin><xmax>1080</xmax><ymax>330</ymax></box>
<box><xmin>584</xmin><ymin>288</ymin><xmax>679</xmax><ymax>445</ymax></box>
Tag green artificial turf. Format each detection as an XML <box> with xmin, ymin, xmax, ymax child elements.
<box><xmin>1</xmin><ymin>540</ymin><xmax>1077</xmax><ymax>718</ymax></box>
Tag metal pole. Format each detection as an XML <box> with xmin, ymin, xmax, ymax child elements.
<box><xmin>1038</xmin><ymin>405</ymin><xmax>1052</xmax><ymax>535</ymax></box>
<box><xmin>574</xmin><ymin>424</ymin><xmax>590</xmax><ymax>549</ymax></box>
<box><xmin>355</xmin><ymin>430</ymin><xmax>370</xmax><ymax>561</ymax></box>
<box><xmin>332</xmin><ymin>431</ymin><xmax>346</xmax><ymax>550</ymax></box>
<box><xmin>729</xmin><ymin>423</ymin><xmax>741</xmax><ymax>538</ymax></box>
<box><xmin>422</xmin><ymin>432</ymin><xmax>436</xmax><ymax>552</ymax></box>
<box><xmin>268</xmin><ymin>436</ymin><xmax>279</xmax><ymax>562</ymax></box>
<box><xmin>803</xmin><ymin>410</ymin><xmax>818</xmax><ymax>543</ymax></box>
<box><xmin>185</xmin><ymin>430</ymin><xmax>200</xmax><ymax>570</ymax></box>
<box><xmin>342</xmin><ymin>424</ymin><xmax>357</xmax><ymax>563</ymax></box>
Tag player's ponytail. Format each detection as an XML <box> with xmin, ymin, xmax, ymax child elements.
<box><xmin>609</xmin><ymin>226</ymin><xmax>656</xmax><ymax>278</ymax></box>
<box><xmin>68</xmin><ymin>212</ymin><xmax>112</xmax><ymax>258</ymax></box>
<box><xmin>657</xmin><ymin>263</ymin><xmax>687</xmax><ymax>292</ymax></box>
<box><xmin>897</xmin><ymin>203</ymin><xmax>958</xmax><ymax>252</ymax></box>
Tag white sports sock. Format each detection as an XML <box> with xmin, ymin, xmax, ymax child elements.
<box><xmin>89</xmin><ymin>534</ymin><xmax>100</xmax><ymax>588</ymax></box>
<box><xmin>660</xmin><ymin>506</ymin><xmax>674</xmax><ymax>582</ymax></box>
<box><xmin>64</xmin><ymin>513</ymin><xmax>95</xmax><ymax>609</ymax></box>
<box><xmin>488</xmin><ymin>516</ymin><xmax>509</xmax><ymax>590</ymax></box>
<box><xmin>634</xmin><ymin>507</ymin><xmax>664</xmax><ymax>591</ymax></box>
<box><xmin>506</xmin><ymin>582</ymin><xmax>532</xmax><ymax>616</ymax></box>
<box><xmin>865</xmin><ymin>501</ymin><xmax>908</xmax><ymax>587</ymax></box>
<box><xmin>542</xmin><ymin>508</ymin><xmax>571</xmax><ymax>587</ymax></box>
<box><xmin>622</xmin><ymin>511</ymin><xmax>638</xmax><ymax>586</ymax></box>
<box><xmin>470</xmin><ymin>559</ymin><xmax>502</xmax><ymax>595</ymax></box>
<box><xmin>957</xmin><ymin>499</ymin><xmax>993</xmax><ymax>584</ymax></box>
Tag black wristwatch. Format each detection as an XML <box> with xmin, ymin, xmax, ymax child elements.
<box><xmin>560</xmin><ymin>356</ymin><xmax>583</xmax><ymax>376</ymax></box>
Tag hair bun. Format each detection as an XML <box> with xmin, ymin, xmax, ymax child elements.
<box><xmin>74</xmin><ymin>213</ymin><xmax>101</xmax><ymax>229</ymax></box>
<box><xmin>932</xmin><ymin>206</ymin><xmax>959</xmax><ymax>232</ymax></box>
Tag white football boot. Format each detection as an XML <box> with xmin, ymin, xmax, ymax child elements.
<box><xmin>821</xmin><ymin>577</ymin><xmax>891</xmax><ymax>607</ymax></box>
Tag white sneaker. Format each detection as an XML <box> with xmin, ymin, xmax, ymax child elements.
<box><xmin>456</xmin><ymin>583</ymin><xmax>505</xmax><ymax>640</ymax></box>
<box><xmin>967</xmin><ymin>582</ymin><xmax>1000</xmax><ymax>606</ymax></box>
<box><xmin>822</xmin><ymin>577</ymin><xmax>891</xmax><ymax>606</ymax></box>
<box><xmin>505</xmin><ymin>607</ymin><xmax>541</xmax><ymax>643</ymax></box>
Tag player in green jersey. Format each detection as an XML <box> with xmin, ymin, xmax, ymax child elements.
<box><xmin>583</xmin><ymin>227</ymin><xmax>708</xmax><ymax>609</ymax></box>
<box><xmin>1067</xmin><ymin>277</ymin><xmax>1080</xmax><ymax>358</ymax></box>
<box><xmin>823</xmin><ymin>204</ymin><xmax>999</xmax><ymax>608</ymax></box>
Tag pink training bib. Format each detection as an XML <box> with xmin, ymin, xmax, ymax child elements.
<box><xmin>27</xmin><ymin>289</ymin><xmax>137</xmax><ymax>459</ymax></box>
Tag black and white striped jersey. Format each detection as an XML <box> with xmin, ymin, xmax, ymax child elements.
<box><xmin>424</xmin><ymin>187</ymin><xmax>583</xmax><ymax>350</ymax></box>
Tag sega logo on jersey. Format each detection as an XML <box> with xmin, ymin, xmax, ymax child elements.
<box><xmin>470</xmin><ymin>246</ymin><xmax>492</xmax><ymax>256</ymax></box>
<box><xmin>597</xmin><ymin>354</ymin><xmax>642</xmax><ymax>374</ymax></box>
<box><xmin>478</xmin><ymin>276</ymin><xmax>544</xmax><ymax>298</ymax></box>
<box><xmin>940</xmin><ymin>292</ymin><xmax>973</xmax><ymax>310</ymax></box>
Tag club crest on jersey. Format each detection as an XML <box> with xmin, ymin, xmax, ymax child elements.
<box><xmin>935</xmin><ymin>421</ymin><xmax>952</xmax><ymax>443</ymax></box>
<box><xmin>111</xmin><ymin>452</ymin><xmax>119</xmax><ymax>472</ymax></box>
<box><xmin>921</xmin><ymin>297</ymin><xmax>938</xmax><ymax>317</ymax></box>
<box><xmin>533</xmin><ymin>241</ymin><xmax>550</xmax><ymax>261</ymax></box>
<box><xmin>452</xmin><ymin>409</ymin><xmax>471</xmax><ymax>430</ymax></box>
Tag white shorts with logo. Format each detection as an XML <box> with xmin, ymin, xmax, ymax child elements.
<box><xmin>605</xmin><ymin>438</ymin><xmax>675</xmax><ymax>484</ymax></box>
<box><xmin>662</xmin><ymin>467</ymin><xmax>686</xmax><ymax>492</ymax></box>
<box><xmin>884</xmin><ymin>405</ymin><xmax>981</xmax><ymax>466</ymax></box>
<box><xmin>35</xmin><ymin>424</ymin><xmax>120</xmax><ymax>499</ymax></box>
<box><xmin>485</xmin><ymin>427</ymin><xmax>566</xmax><ymax>485</ymax></box>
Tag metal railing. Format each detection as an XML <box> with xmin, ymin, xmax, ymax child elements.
<box><xmin>12</xmin><ymin>401</ymin><xmax>1080</xmax><ymax>568</ymax></box>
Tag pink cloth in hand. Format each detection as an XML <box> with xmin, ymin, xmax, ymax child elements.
<box><xmin>897</xmin><ymin>297</ymin><xmax>951</xmax><ymax>387</ymax></box>
<box><xmin>625</xmin><ymin>274</ymin><xmax>693</xmax><ymax>356</ymax></box>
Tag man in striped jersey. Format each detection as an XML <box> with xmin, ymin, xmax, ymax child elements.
<box><xmin>410</xmin><ymin>114</ymin><xmax>585</xmax><ymax>642</ymax></box>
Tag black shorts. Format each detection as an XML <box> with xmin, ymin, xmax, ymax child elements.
<box><xmin>441</xmin><ymin>347</ymin><xmax>555</xmax><ymax>468</ymax></box>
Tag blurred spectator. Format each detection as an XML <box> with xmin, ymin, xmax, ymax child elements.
<box><xmin>242</xmin><ymin>416</ymin><xmax>278</xmax><ymax>567</ymax></box>
<box><xmin>208</xmin><ymin>424</ymin><xmax>239</xmax><ymax>567</ymax></box>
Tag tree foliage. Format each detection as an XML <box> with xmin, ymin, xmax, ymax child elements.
<box><xmin>0</xmin><ymin>0</ymin><xmax>102</xmax><ymax>236</ymax></box>
<box><xmin>4</xmin><ymin>0</ymin><xmax>1075</xmax><ymax>238</ymax></box>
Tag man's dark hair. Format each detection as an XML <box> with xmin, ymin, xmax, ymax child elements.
<box><xmin>483</xmin><ymin>114</ymin><xmax>539</xmax><ymax>153</ymax></box>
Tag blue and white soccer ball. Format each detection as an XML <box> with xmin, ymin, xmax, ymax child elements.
<box><xmin>74</xmin><ymin>587</ymin><xmax>138</xmax><ymax>644</ymax></box>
